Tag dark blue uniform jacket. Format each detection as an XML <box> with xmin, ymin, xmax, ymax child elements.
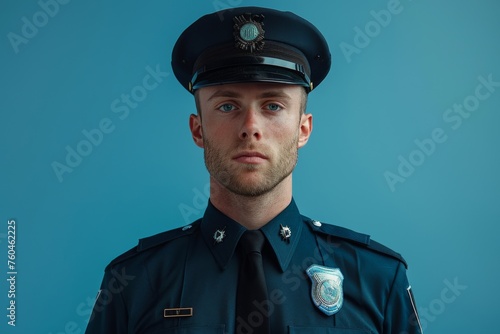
<box><xmin>85</xmin><ymin>199</ymin><xmax>422</xmax><ymax>333</ymax></box>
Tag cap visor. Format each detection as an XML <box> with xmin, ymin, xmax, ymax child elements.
<box><xmin>192</xmin><ymin>65</ymin><xmax>310</xmax><ymax>90</ymax></box>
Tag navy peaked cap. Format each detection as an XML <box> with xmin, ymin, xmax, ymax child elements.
<box><xmin>171</xmin><ymin>7</ymin><xmax>331</xmax><ymax>93</ymax></box>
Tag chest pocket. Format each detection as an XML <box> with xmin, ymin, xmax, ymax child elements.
<box><xmin>289</xmin><ymin>327</ymin><xmax>372</xmax><ymax>334</ymax></box>
<box><xmin>149</xmin><ymin>324</ymin><xmax>225</xmax><ymax>334</ymax></box>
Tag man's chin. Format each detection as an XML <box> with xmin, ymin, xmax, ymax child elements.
<box><xmin>227</xmin><ymin>186</ymin><xmax>273</xmax><ymax>198</ymax></box>
<box><xmin>228</xmin><ymin>176</ymin><xmax>283</xmax><ymax>197</ymax></box>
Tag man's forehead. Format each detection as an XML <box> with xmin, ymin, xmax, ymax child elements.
<box><xmin>199</xmin><ymin>83</ymin><xmax>303</xmax><ymax>101</ymax></box>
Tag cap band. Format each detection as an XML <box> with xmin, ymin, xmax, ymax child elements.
<box><xmin>190</xmin><ymin>41</ymin><xmax>312</xmax><ymax>92</ymax></box>
<box><xmin>192</xmin><ymin>65</ymin><xmax>312</xmax><ymax>92</ymax></box>
<box><xmin>191</xmin><ymin>57</ymin><xmax>311</xmax><ymax>91</ymax></box>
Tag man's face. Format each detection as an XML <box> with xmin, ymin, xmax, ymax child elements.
<box><xmin>190</xmin><ymin>82</ymin><xmax>312</xmax><ymax>197</ymax></box>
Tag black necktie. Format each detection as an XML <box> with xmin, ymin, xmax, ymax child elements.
<box><xmin>236</xmin><ymin>230</ymin><xmax>270</xmax><ymax>334</ymax></box>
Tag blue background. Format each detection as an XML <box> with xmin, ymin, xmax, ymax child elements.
<box><xmin>1</xmin><ymin>0</ymin><xmax>499</xmax><ymax>333</ymax></box>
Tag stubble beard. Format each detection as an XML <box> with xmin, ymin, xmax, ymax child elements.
<box><xmin>203</xmin><ymin>135</ymin><xmax>299</xmax><ymax>197</ymax></box>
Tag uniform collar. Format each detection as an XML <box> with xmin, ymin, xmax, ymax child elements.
<box><xmin>200</xmin><ymin>198</ymin><xmax>303</xmax><ymax>272</ymax></box>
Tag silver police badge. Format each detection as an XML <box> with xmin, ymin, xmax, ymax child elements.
<box><xmin>306</xmin><ymin>264</ymin><xmax>344</xmax><ymax>316</ymax></box>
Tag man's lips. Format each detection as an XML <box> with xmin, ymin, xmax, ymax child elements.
<box><xmin>232</xmin><ymin>151</ymin><xmax>268</xmax><ymax>164</ymax></box>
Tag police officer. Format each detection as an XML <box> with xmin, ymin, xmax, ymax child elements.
<box><xmin>85</xmin><ymin>6</ymin><xmax>423</xmax><ymax>334</ymax></box>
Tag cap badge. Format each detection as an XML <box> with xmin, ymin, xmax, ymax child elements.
<box><xmin>233</xmin><ymin>13</ymin><xmax>265</xmax><ymax>52</ymax></box>
<box><xmin>213</xmin><ymin>227</ymin><xmax>226</xmax><ymax>245</ymax></box>
<box><xmin>306</xmin><ymin>265</ymin><xmax>344</xmax><ymax>316</ymax></box>
<box><xmin>279</xmin><ymin>224</ymin><xmax>292</xmax><ymax>242</ymax></box>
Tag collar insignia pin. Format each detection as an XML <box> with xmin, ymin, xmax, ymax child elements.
<box><xmin>213</xmin><ymin>227</ymin><xmax>226</xmax><ymax>245</ymax></box>
<box><xmin>279</xmin><ymin>224</ymin><xmax>292</xmax><ymax>242</ymax></box>
<box><xmin>306</xmin><ymin>264</ymin><xmax>344</xmax><ymax>316</ymax></box>
<box><xmin>233</xmin><ymin>13</ymin><xmax>265</xmax><ymax>52</ymax></box>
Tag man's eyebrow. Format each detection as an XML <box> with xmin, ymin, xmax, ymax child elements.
<box><xmin>207</xmin><ymin>89</ymin><xmax>292</xmax><ymax>102</ymax></box>
<box><xmin>257</xmin><ymin>90</ymin><xmax>292</xmax><ymax>100</ymax></box>
<box><xmin>207</xmin><ymin>90</ymin><xmax>242</xmax><ymax>102</ymax></box>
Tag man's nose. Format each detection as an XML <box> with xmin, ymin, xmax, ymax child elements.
<box><xmin>239</xmin><ymin>107</ymin><xmax>262</xmax><ymax>141</ymax></box>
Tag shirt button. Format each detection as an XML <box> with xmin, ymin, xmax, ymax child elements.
<box><xmin>312</xmin><ymin>220</ymin><xmax>322</xmax><ymax>227</ymax></box>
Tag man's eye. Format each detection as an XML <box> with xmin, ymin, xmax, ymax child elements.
<box><xmin>218</xmin><ymin>104</ymin><xmax>236</xmax><ymax>112</ymax></box>
<box><xmin>266</xmin><ymin>103</ymin><xmax>282</xmax><ymax>112</ymax></box>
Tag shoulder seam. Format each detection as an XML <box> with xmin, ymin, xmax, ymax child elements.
<box><xmin>138</xmin><ymin>220</ymin><xmax>200</xmax><ymax>252</ymax></box>
<box><xmin>304</xmin><ymin>217</ymin><xmax>407</xmax><ymax>268</ymax></box>
<box><xmin>304</xmin><ymin>217</ymin><xmax>370</xmax><ymax>245</ymax></box>
<box><xmin>105</xmin><ymin>220</ymin><xmax>200</xmax><ymax>270</ymax></box>
<box><xmin>367</xmin><ymin>239</ymin><xmax>408</xmax><ymax>268</ymax></box>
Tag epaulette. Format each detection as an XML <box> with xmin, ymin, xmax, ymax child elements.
<box><xmin>105</xmin><ymin>220</ymin><xmax>200</xmax><ymax>270</ymax></box>
<box><xmin>305</xmin><ymin>217</ymin><xmax>408</xmax><ymax>268</ymax></box>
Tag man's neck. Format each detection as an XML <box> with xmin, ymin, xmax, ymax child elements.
<box><xmin>209</xmin><ymin>176</ymin><xmax>293</xmax><ymax>230</ymax></box>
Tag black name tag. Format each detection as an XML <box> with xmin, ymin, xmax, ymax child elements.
<box><xmin>164</xmin><ymin>307</ymin><xmax>193</xmax><ymax>318</ymax></box>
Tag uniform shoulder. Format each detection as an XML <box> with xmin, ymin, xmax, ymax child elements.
<box><xmin>104</xmin><ymin>220</ymin><xmax>200</xmax><ymax>271</ymax></box>
<box><xmin>303</xmin><ymin>216</ymin><xmax>408</xmax><ymax>268</ymax></box>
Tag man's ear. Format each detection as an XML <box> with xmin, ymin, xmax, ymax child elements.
<box><xmin>189</xmin><ymin>114</ymin><xmax>204</xmax><ymax>148</ymax></box>
<box><xmin>298</xmin><ymin>113</ymin><xmax>313</xmax><ymax>148</ymax></box>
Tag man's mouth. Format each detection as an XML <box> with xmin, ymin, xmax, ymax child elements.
<box><xmin>232</xmin><ymin>151</ymin><xmax>268</xmax><ymax>164</ymax></box>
